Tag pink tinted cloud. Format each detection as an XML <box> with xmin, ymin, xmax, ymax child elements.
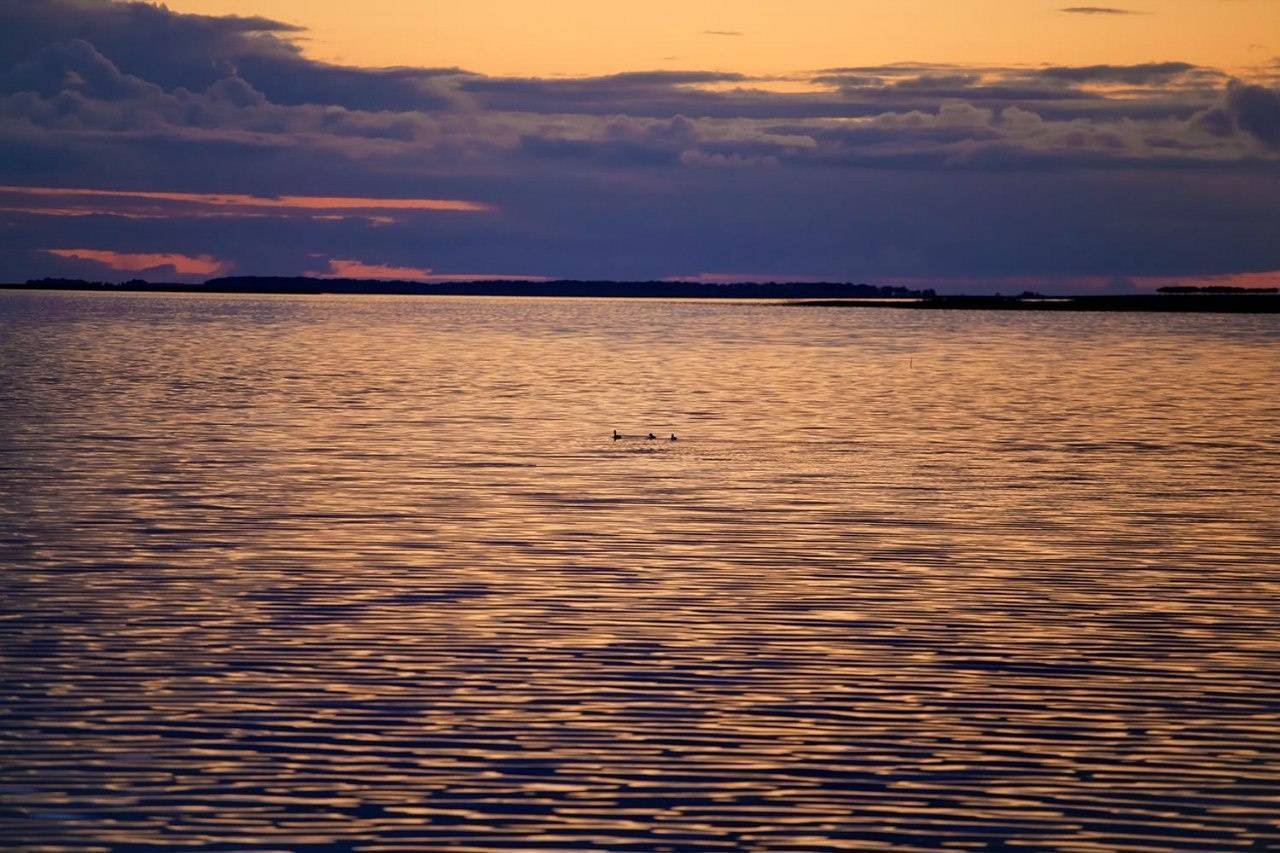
<box><xmin>323</xmin><ymin>259</ymin><xmax>435</xmax><ymax>280</ymax></box>
<box><xmin>0</xmin><ymin>186</ymin><xmax>492</xmax><ymax>223</ymax></box>
<box><xmin>319</xmin><ymin>259</ymin><xmax>550</xmax><ymax>282</ymax></box>
<box><xmin>45</xmin><ymin>248</ymin><xmax>231</xmax><ymax>276</ymax></box>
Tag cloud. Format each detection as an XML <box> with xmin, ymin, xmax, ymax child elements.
<box><xmin>0</xmin><ymin>186</ymin><xmax>492</xmax><ymax>221</ymax></box>
<box><xmin>2</xmin><ymin>38</ymin><xmax>158</xmax><ymax>100</ymax></box>
<box><xmin>1037</xmin><ymin>62</ymin><xmax>1197</xmax><ymax>85</ymax></box>
<box><xmin>1191</xmin><ymin>81</ymin><xmax>1280</xmax><ymax>150</ymax></box>
<box><xmin>319</xmin><ymin>258</ymin><xmax>433</xmax><ymax>280</ymax></box>
<box><xmin>1059</xmin><ymin>7</ymin><xmax>1140</xmax><ymax>14</ymax></box>
<box><xmin>678</xmin><ymin>149</ymin><xmax>780</xmax><ymax>168</ymax></box>
<box><xmin>317</xmin><ymin>258</ymin><xmax>549</xmax><ymax>282</ymax></box>
<box><xmin>2</xmin><ymin>0</ymin><xmax>1280</xmax><ymax>291</ymax></box>
<box><xmin>459</xmin><ymin>70</ymin><xmax>755</xmax><ymax>116</ymax></box>
<box><xmin>0</xmin><ymin>0</ymin><xmax>300</xmax><ymax>92</ymax></box>
<box><xmin>0</xmin><ymin>0</ymin><xmax>461</xmax><ymax>112</ymax></box>
<box><xmin>1225</xmin><ymin>81</ymin><xmax>1280</xmax><ymax>149</ymax></box>
<box><xmin>45</xmin><ymin>247</ymin><xmax>230</xmax><ymax>276</ymax></box>
<box><xmin>702</xmin><ymin>31</ymin><xmax>743</xmax><ymax>37</ymax></box>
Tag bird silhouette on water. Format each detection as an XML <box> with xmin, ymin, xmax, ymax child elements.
<box><xmin>613</xmin><ymin>430</ymin><xmax>678</xmax><ymax>442</ymax></box>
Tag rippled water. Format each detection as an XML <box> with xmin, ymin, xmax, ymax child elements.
<box><xmin>1</xmin><ymin>290</ymin><xmax>1278</xmax><ymax>851</ymax></box>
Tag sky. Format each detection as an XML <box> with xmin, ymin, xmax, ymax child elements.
<box><xmin>1</xmin><ymin>0</ymin><xmax>1279</xmax><ymax>290</ymax></box>
<box><xmin>165</xmin><ymin>0</ymin><xmax>1280</xmax><ymax>77</ymax></box>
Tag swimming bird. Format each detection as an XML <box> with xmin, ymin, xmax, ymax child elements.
<box><xmin>647</xmin><ymin>433</ymin><xmax>657</xmax><ymax>440</ymax></box>
<box><xmin>670</xmin><ymin>433</ymin><xmax>678</xmax><ymax>442</ymax></box>
<box><xmin>613</xmin><ymin>430</ymin><xmax>621</xmax><ymax>441</ymax></box>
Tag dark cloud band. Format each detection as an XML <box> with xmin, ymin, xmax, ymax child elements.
<box><xmin>1</xmin><ymin>0</ymin><xmax>1278</xmax><ymax>290</ymax></box>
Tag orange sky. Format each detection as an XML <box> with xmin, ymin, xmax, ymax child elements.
<box><xmin>166</xmin><ymin>0</ymin><xmax>1278</xmax><ymax>76</ymax></box>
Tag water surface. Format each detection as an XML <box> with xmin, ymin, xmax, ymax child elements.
<box><xmin>2</xmin><ymin>291</ymin><xmax>1278</xmax><ymax>850</ymax></box>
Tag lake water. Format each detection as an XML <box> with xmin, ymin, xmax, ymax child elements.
<box><xmin>2</xmin><ymin>290</ymin><xmax>1278</xmax><ymax>851</ymax></box>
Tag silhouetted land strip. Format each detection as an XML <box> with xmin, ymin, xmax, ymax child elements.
<box><xmin>10</xmin><ymin>277</ymin><xmax>921</xmax><ymax>300</ymax></box>
<box><xmin>1156</xmin><ymin>285</ymin><xmax>1277</xmax><ymax>294</ymax></box>
<box><xmin>791</xmin><ymin>293</ymin><xmax>1280</xmax><ymax>313</ymax></box>
<box><xmin>8</xmin><ymin>278</ymin><xmax>1278</xmax><ymax>311</ymax></box>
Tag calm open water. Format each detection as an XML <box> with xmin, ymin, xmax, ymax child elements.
<box><xmin>1</xmin><ymin>290</ymin><xmax>1278</xmax><ymax>851</ymax></box>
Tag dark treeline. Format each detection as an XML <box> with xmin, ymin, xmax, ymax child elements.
<box><xmin>10</xmin><ymin>278</ymin><xmax>1278</xmax><ymax>311</ymax></box>
<box><xmin>1157</xmin><ymin>285</ymin><xmax>1278</xmax><ymax>294</ymax></box>
<box><xmin>13</xmin><ymin>276</ymin><xmax>928</xmax><ymax>300</ymax></box>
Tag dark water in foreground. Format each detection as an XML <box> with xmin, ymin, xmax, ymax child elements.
<box><xmin>2</xmin><ymin>291</ymin><xmax>1278</xmax><ymax>851</ymax></box>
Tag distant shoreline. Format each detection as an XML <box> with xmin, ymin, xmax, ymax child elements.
<box><xmin>2</xmin><ymin>277</ymin><xmax>924</xmax><ymax>301</ymax></box>
<box><xmin>4</xmin><ymin>278</ymin><xmax>1278</xmax><ymax>312</ymax></box>
<box><xmin>790</xmin><ymin>295</ymin><xmax>1280</xmax><ymax>313</ymax></box>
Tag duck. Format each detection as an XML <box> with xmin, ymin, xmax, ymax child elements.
<box><xmin>670</xmin><ymin>433</ymin><xmax>678</xmax><ymax>442</ymax></box>
<box><xmin>646</xmin><ymin>433</ymin><xmax>657</xmax><ymax>440</ymax></box>
<box><xmin>613</xmin><ymin>430</ymin><xmax>621</xmax><ymax>441</ymax></box>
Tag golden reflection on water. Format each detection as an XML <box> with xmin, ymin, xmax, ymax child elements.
<box><xmin>1</xmin><ymin>291</ymin><xmax>1278</xmax><ymax>850</ymax></box>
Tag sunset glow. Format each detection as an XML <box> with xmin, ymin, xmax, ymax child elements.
<box><xmin>45</xmin><ymin>248</ymin><xmax>231</xmax><ymax>276</ymax></box>
<box><xmin>163</xmin><ymin>0</ymin><xmax>1280</xmax><ymax>77</ymax></box>
<box><xmin>1</xmin><ymin>186</ymin><xmax>493</xmax><ymax>217</ymax></box>
<box><xmin>3</xmin><ymin>3</ymin><xmax>1279</xmax><ymax>851</ymax></box>
<box><xmin>316</xmin><ymin>258</ymin><xmax>550</xmax><ymax>281</ymax></box>
<box><xmin>2</xmin><ymin>0</ymin><xmax>1277</xmax><ymax>288</ymax></box>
